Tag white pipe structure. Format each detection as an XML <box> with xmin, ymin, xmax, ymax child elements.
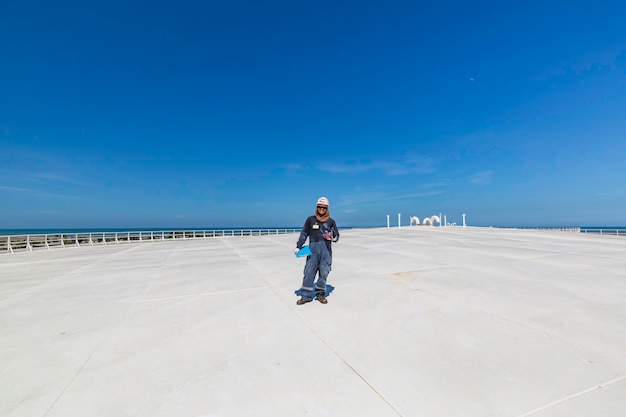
<box><xmin>398</xmin><ymin>213</ymin><xmax>401</xmax><ymax>228</ymax></box>
<box><xmin>387</xmin><ymin>215</ymin><xmax>390</xmax><ymax>228</ymax></box>
<box><xmin>410</xmin><ymin>216</ymin><xmax>420</xmax><ymax>226</ymax></box>
<box><xmin>462</xmin><ymin>214</ymin><xmax>466</xmax><ymax>228</ymax></box>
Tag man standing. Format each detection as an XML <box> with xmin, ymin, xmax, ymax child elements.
<box><xmin>294</xmin><ymin>196</ymin><xmax>339</xmax><ymax>305</ymax></box>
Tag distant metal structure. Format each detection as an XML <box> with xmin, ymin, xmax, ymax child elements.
<box><xmin>390</xmin><ymin>213</ymin><xmax>447</xmax><ymax>227</ymax></box>
<box><xmin>409</xmin><ymin>215</ymin><xmax>441</xmax><ymax>226</ymax></box>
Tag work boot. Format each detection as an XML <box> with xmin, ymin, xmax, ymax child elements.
<box><xmin>296</xmin><ymin>298</ymin><xmax>311</xmax><ymax>305</ymax></box>
<box><xmin>316</xmin><ymin>293</ymin><xmax>328</xmax><ymax>304</ymax></box>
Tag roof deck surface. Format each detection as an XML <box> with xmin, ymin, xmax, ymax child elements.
<box><xmin>2</xmin><ymin>227</ymin><xmax>625</xmax><ymax>417</ymax></box>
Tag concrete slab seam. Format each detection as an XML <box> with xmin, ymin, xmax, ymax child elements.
<box><xmin>377</xmin><ymin>266</ymin><xmax>447</xmax><ymax>275</ymax></box>
<box><xmin>131</xmin><ymin>286</ymin><xmax>269</xmax><ymax>303</ymax></box>
<box><xmin>413</xmin><ymin>287</ymin><xmax>626</xmax><ymax>362</ymax></box>
<box><xmin>43</xmin><ymin>302</ymin><xmax>134</xmax><ymax>417</ymax></box>
<box><xmin>219</xmin><ymin>238</ymin><xmax>292</xmax><ymax>305</ymax></box>
<box><xmin>518</xmin><ymin>374</ymin><xmax>626</xmax><ymax>417</ymax></box>
<box><xmin>2</xmin><ymin>246</ymin><xmax>152</xmax><ymax>302</ymax></box>
<box><xmin>292</xmin><ymin>309</ymin><xmax>404</xmax><ymax>417</ymax></box>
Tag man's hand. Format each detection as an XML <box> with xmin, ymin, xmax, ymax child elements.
<box><xmin>294</xmin><ymin>248</ymin><xmax>300</xmax><ymax>255</ymax></box>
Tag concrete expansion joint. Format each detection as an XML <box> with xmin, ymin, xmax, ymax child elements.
<box><xmin>132</xmin><ymin>286</ymin><xmax>269</xmax><ymax>303</ymax></box>
<box><xmin>518</xmin><ymin>374</ymin><xmax>626</xmax><ymax>417</ymax></box>
<box><xmin>295</xmin><ymin>315</ymin><xmax>405</xmax><ymax>417</ymax></box>
<box><xmin>379</xmin><ymin>265</ymin><xmax>449</xmax><ymax>275</ymax></box>
<box><xmin>414</xmin><ymin>286</ymin><xmax>626</xmax><ymax>363</ymax></box>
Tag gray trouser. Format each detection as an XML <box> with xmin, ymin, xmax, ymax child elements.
<box><xmin>300</xmin><ymin>241</ymin><xmax>332</xmax><ymax>300</ymax></box>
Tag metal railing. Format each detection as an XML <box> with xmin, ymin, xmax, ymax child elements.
<box><xmin>0</xmin><ymin>229</ymin><xmax>301</xmax><ymax>254</ymax></box>
<box><xmin>580</xmin><ymin>228</ymin><xmax>624</xmax><ymax>237</ymax></box>
<box><xmin>496</xmin><ymin>227</ymin><xmax>582</xmax><ymax>232</ymax></box>
<box><xmin>504</xmin><ymin>227</ymin><xmax>625</xmax><ymax>237</ymax></box>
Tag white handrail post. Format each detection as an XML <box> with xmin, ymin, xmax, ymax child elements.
<box><xmin>27</xmin><ymin>235</ymin><xmax>32</xmax><ymax>251</ymax></box>
<box><xmin>61</xmin><ymin>234</ymin><xmax>65</xmax><ymax>248</ymax></box>
<box><xmin>75</xmin><ymin>234</ymin><xmax>79</xmax><ymax>247</ymax></box>
<box><xmin>45</xmin><ymin>234</ymin><xmax>50</xmax><ymax>249</ymax></box>
<box><xmin>8</xmin><ymin>236</ymin><xmax>13</xmax><ymax>253</ymax></box>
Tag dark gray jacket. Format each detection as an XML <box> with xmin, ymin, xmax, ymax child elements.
<box><xmin>296</xmin><ymin>216</ymin><xmax>339</xmax><ymax>249</ymax></box>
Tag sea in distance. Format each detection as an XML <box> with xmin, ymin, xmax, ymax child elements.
<box><xmin>1</xmin><ymin>226</ymin><xmax>625</xmax><ymax>236</ymax></box>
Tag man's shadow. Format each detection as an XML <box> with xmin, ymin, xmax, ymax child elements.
<box><xmin>295</xmin><ymin>284</ymin><xmax>335</xmax><ymax>298</ymax></box>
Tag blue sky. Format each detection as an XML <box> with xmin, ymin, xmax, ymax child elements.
<box><xmin>2</xmin><ymin>1</ymin><xmax>626</xmax><ymax>229</ymax></box>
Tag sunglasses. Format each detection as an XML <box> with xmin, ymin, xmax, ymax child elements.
<box><xmin>316</xmin><ymin>206</ymin><xmax>327</xmax><ymax>210</ymax></box>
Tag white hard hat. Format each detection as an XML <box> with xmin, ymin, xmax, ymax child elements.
<box><xmin>316</xmin><ymin>196</ymin><xmax>329</xmax><ymax>207</ymax></box>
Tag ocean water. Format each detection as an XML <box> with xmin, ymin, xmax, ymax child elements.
<box><xmin>0</xmin><ymin>225</ymin><xmax>623</xmax><ymax>237</ymax></box>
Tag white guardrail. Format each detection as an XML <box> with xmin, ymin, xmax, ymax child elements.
<box><xmin>580</xmin><ymin>228</ymin><xmax>624</xmax><ymax>236</ymax></box>
<box><xmin>0</xmin><ymin>229</ymin><xmax>301</xmax><ymax>254</ymax></box>
<box><xmin>500</xmin><ymin>227</ymin><xmax>626</xmax><ymax>235</ymax></box>
<box><xmin>510</xmin><ymin>227</ymin><xmax>625</xmax><ymax>236</ymax></box>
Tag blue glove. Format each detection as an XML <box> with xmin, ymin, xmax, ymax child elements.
<box><xmin>294</xmin><ymin>248</ymin><xmax>300</xmax><ymax>255</ymax></box>
<box><xmin>295</xmin><ymin>246</ymin><xmax>311</xmax><ymax>257</ymax></box>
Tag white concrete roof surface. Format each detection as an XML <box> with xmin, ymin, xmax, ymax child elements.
<box><xmin>1</xmin><ymin>227</ymin><xmax>625</xmax><ymax>417</ymax></box>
